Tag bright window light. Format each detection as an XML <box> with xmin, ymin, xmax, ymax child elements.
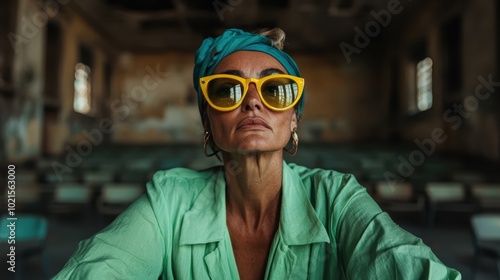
<box><xmin>416</xmin><ymin>57</ymin><xmax>433</xmax><ymax>111</ymax></box>
<box><xmin>73</xmin><ymin>63</ymin><xmax>92</xmax><ymax>114</ymax></box>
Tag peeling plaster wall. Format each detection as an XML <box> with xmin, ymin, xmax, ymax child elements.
<box><xmin>296</xmin><ymin>55</ymin><xmax>382</xmax><ymax>142</ymax></box>
<box><xmin>4</xmin><ymin>0</ymin><xmax>45</xmax><ymax>162</ymax></box>
<box><xmin>2</xmin><ymin>0</ymin><xmax>118</xmax><ymax>161</ymax></box>
<box><xmin>111</xmin><ymin>53</ymin><xmax>202</xmax><ymax>144</ymax></box>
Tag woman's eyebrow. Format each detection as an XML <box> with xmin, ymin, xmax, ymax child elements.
<box><xmin>220</xmin><ymin>69</ymin><xmax>243</xmax><ymax>76</ymax></box>
<box><xmin>218</xmin><ymin>68</ymin><xmax>285</xmax><ymax>77</ymax></box>
<box><xmin>260</xmin><ymin>68</ymin><xmax>285</xmax><ymax>77</ymax></box>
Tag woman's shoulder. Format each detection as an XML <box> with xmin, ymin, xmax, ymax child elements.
<box><xmin>285</xmin><ymin>162</ymin><xmax>368</xmax><ymax>204</ymax></box>
<box><xmin>152</xmin><ymin>166</ymin><xmax>222</xmax><ymax>181</ymax></box>
<box><xmin>147</xmin><ymin>165</ymin><xmax>223</xmax><ymax>196</ymax></box>
<box><xmin>287</xmin><ymin>162</ymin><xmax>358</xmax><ymax>188</ymax></box>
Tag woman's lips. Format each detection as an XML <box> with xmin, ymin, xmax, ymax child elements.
<box><xmin>237</xmin><ymin>117</ymin><xmax>271</xmax><ymax>130</ymax></box>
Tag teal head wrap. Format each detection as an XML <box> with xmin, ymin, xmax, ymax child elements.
<box><xmin>193</xmin><ymin>28</ymin><xmax>304</xmax><ymax>117</ymax></box>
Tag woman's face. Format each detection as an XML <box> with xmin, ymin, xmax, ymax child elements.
<box><xmin>205</xmin><ymin>50</ymin><xmax>298</xmax><ymax>155</ymax></box>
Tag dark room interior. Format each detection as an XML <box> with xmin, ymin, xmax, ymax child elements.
<box><xmin>1</xmin><ymin>0</ymin><xmax>500</xmax><ymax>279</ymax></box>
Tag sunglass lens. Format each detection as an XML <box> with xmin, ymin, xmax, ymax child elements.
<box><xmin>208</xmin><ymin>78</ymin><xmax>244</xmax><ymax>108</ymax></box>
<box><xmin>261</xmin><ymin>78</ymin><xmax>299</xmax><ymax>108</ymax></box>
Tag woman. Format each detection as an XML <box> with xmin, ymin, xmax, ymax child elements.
<box><xmin>53</xmin><ymin>28</ymin><xmax>461</xmax><ymax>279</ymax></box>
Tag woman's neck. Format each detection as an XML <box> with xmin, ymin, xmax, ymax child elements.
<box><xmin>223</xmin><ymin>151</ymin><xmax>283</xmax><ymax>230</ymax></box>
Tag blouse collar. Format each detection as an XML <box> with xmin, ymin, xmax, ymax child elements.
<box><xmin>179</xmin><ymin>161</ymin><xmax>330</xmax><ymax>246</ymax></box>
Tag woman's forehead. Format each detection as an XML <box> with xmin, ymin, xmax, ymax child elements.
<box><xmin>213</xmin><ymin>51</ymin><xmax>287</xmax><ymax>76</ymax></box>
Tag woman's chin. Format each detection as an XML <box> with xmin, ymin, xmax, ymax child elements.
<box><xmin>230</xmin><ymin>144</ymin><xmax>283</xmax><ymax>156</ymax></box>
<box><xmin>217</xmin><ymin>134</ymin><xmax>287</xmax><ymax>155</ymax></box>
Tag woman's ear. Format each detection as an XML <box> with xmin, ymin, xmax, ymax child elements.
<box><xmin>290</xmin><ymin>110</ymin><xmax>298</xmax><ymax>131</ymax></box>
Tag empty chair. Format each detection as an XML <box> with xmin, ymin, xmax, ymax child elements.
<box><xmin>54</xmin><ymin>183</ymin><xmax>92</xmax><ymax>203</ymax></box>
<box><xmin>471</xmin><ymin>184</ymin><xmax>500</xmax><ymax>212</ymax></box>
<box><xmin>373</xmin><ymin>181</ymin><xmax>425</xmax><ymax>222</ymax></box>
<box><xmin>375</xmin><ymin>181</ymin><xmax>415</xmax><ymax>201</ymax></box>
<box><xmin>0</xmin><ymin>214</ymin><xmax>49</xmax><ymax>279</ymax></box>
<box><xmin>48</xmin><ymin>183</ymin><xmax>93</xmax><ymax>217</ymax></box>
<box><xmin>97</xmin><ymin>183</ymin><xmax>144</xmax><ymax>216</ymax></box>
<box><xmin>82</xmin><ymin>171</ymin><xmax>115</xmax><ymax>186</ymax></box>
<box><xmin>470</xmin><ymin>213</ymin><xmax>500</xmax><ymax>279</ymax></box>
<box><xmin>425</xmin><ymin>182</ymin><xmax>478</xmax><ymax>228</ymax></box>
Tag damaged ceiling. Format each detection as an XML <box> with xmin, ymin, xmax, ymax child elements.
<box><xmin>69</xmin><ymin>0</ymin><xmax>421</xmax><ymax>52</ymax></box>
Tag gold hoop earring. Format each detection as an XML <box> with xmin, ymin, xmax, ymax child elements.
<box><xmin>284</xmin><ymin>128</ymin><xmax>299</xmax><ymax>156</ymax></box>
<box><xmin>203</xmin><ymin>131</ymin><xmax>218</xmax><ymax>157</ymax></box>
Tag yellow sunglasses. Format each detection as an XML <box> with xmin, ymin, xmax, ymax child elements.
<box><xmin>200</xmin><ymin>74</ymin><xmax>304</xmax><ymax>112</ymax></box>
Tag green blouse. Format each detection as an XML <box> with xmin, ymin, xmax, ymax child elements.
<box><xmin>53</xmin><ymin>162</ymin><xmax>461</xmax><ymax>279</ymax></box>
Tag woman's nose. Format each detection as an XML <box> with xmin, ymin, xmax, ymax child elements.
<box><xmin>241</xmin><ymin>83</ymin><xmax>263</xmax><ymax>111</ymax></box>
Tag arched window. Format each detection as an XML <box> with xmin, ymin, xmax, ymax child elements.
<box><xmin>416</xmin><ymin>57</ymin><xmax>433</xmax><ymax>111</ymax></box>
<box><xmin>73</xmin><ymin>44</ymin><xmax>93</xmax><ymax>114</ymax></box>
<box><xmin>73</xmin><ymin>63</ymin><xmax>91</xmax><ymax>114</ymax></box>
<box><xmin>408</xmin><ymin>40</ymin><xmax>433</xmax><ymax>114</ymax></box>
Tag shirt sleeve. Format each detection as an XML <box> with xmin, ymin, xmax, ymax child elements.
<box><xmin>51</xmin><ymin>192</ymin><xmax>165</xmax><ymax>279</ymax></box>
<box><xmin>333</xmin><ymin>174</ymin><xmax>462</xmax><ymax>280</ymax></box>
